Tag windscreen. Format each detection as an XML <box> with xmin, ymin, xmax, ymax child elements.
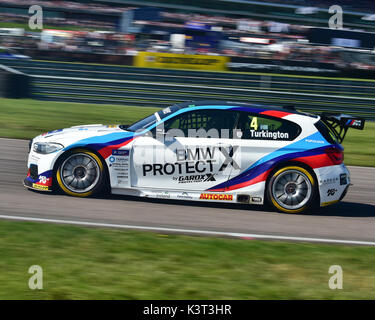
<box><xmin>124</xmin><ymin>105</ymin><xmax>181</xmax><ymax>132</ymax></box>
<box><xmin>125</xmin><ymin>113</ymin><xmax>157</xmax><ymax>132</ymax></box>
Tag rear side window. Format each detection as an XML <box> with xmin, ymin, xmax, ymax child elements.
<box><xmin>239</xmin><ymin>113</ymin><xmax>301</xmax><ymax>141</ymax></box>
<box><xmin>315</xmin><ymin>120</ymin><xmax>338</xmax><ymax>144</ymax></box>
<box><xmin>163</xmin><ymin>109</ymin><xmax>240</xmax><ymax>138</ymax></box>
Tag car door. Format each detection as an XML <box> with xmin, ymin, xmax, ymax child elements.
<box><xmin>227</xmin><ymin>112</ymin><xmax>302</xmax><ymax>187</ymax></box>
<box><xmin>131</xmin><ymin>108</ymin><xmax>240</xmax><ymax>191</ymax></box>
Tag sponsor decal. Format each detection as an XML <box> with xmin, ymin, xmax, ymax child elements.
<box><xmin>251</xmin><ymin>197</ymin><xmax>262</xmax><ymax>203</ymax></box>
<box><xmin>135</xmin><ymin>51</ymin><xmax>229</xmax><ymax>71</ymax></box>
<box><xmin>32</xmin><ymin>183</ymin><xmax>49</xmax><ymax>191</ymax></box>
<box><xmin>38</xmin><ymin>175</ymin><xmax>51</xmax><ymax>186</ymax></box>
<box><xmin>346</xmin><ymin>119</ymin><xmax>363</xmax><ymax>128</ymax></box>
<box><xmin>176</xmin><ymin>146</ymin><xmax>217</xmax><ymax>162</ymax></box>
<box><xmin>109</xmin><ymin>150</ymin><xmax>130</xmax><ymax>183</ymax></box>
<box><xmin>162</xmin><ymin>107</ymin><xmax>171</xmax><ymax>114</ymax></box>
<box><xmin>30</xmin><ymin>154</ymin><xmax>40</xmax><ymax>162</ymax></box>
<box><xmin>142</xmin><ymin>160</ymin><xmax>215</xmax><ymax>176</ymax></box>
<box><xmin>327</xmin><ymin>188</ymin><xmax>338</xmax><ymax>196</ymax></box>
<box><xmin>177</xmin><ymin>192</ymin><xmax>193</xmax><ymax>200</ymax></box>
<box><xmin>319</xmin><ymin>177</ymin><xmax>339</xmax><ymax>185</ymax></box>
<box><xmin>109</xmin><ymin>156</ymin><xmax>129</xmax><ymax>168</ymax></box>
<box><xmin>113</xmin><ymin>168</ymin><xmax>128</xmax><ymax>174</ymax></box>
<box><xmin>199</xmin><ymin>193</ymin><xmax>233</xmax><ymax>201</ymax></box>
<box><xmin>112</xmin><ymin>150</ymin><xmax>130</xmax><ymax>156</ymax></box>
<box><xmin>156</xmin><ymin>192</ymin><xmax>170</xmax><ymax>199</ymax></box>
<box><xmin>142</xmin><ymin>146</ymin><xmax>239</xmax><ymax>177</ymax></box>
<box><xmin>305</xmin><ymin>139</ymin><xmax>325</xmax><ymax>144</ymax></box>
<box><xmin>173</xmin><ymin>173</ymin><xmax>216</xmax><ymax>184</ymax></box>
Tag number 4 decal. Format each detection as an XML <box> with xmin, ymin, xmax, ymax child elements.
<box><xmin>250</xmin><ymin>117</ymin><xmax>258</xmax><ymax>130</ymax></box>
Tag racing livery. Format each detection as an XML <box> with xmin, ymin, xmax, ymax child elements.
<box><xmin>24</xmin><ymin>101</ymin><xmax>365</xmax><ymax>213</ymax></box>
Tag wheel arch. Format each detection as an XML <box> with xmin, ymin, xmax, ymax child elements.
<box><xmin>51</xmin><ymin>146</ymin><xmax>111</xmax><ymax>192</ymax></box>
<box><xmin>264</xmin><ymin>160</ymin><xmax>320</xmax><ymax>206</ymax></box>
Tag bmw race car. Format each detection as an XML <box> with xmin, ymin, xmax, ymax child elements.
<box><xmin>24</xmin><ymin>101</ymin><xmax>365</xmax><ymax>213</ymax></box>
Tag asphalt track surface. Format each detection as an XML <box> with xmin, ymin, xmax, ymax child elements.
<box><xmin>1</xmin><ymin>138</ymin><xmax>375</xmax><ymax>245</ymax></box>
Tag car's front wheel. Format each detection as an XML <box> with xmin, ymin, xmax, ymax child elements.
<box><xmin>56</xmin><ymin>149</ymin><xmax>106</xmax><ymax>197</ymax></box>
<box><xmin>267</xmin><ymin>165</ymin><xmax>317</xmax><ymax>214</ymax></box>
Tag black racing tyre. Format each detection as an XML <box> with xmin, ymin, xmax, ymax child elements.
<box><xmin>56</xmin><ymin>149</ymin><xmax>107</xmax><ymax>197</ymax></box>
<box><xmin>267</xmin><ymin>165</ymin><xmax>317</xmax><ymax>214</ymax></box>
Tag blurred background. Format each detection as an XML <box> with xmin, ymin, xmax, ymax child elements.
<box><xmin>1</xmin><ymin>0</ymin><xmax>375</xmax><ymax>118</ymax></box>
<box><xmin>1</xmin><ymin>1</ymin><xmax>375</xmax><ymax>300</ymax></box>
<box><xmin>0</xmin><ymin>0</ymin><xmax>375</xmax><ymax>72</ymax></box>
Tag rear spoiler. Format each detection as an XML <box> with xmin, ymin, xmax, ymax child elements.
<box><xmin>320</xmin><ymin>113</ymin><xmax>365</xmax><ymax>143</ymax></box>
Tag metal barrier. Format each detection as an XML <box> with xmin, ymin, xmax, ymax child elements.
<box><xmin>0</xmin><ymin>64</ymin><xmax>30</xmax><ymax>98</ymax></box>
<box><xmin>1</xmin><ymin>59</ymin><xmax>375</xmax><ymax>119</ymax></box>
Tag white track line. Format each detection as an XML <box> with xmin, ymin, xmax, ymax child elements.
<box><xmin>0</xmin><ymin>214</ymin><xmax>375</xmax><ymax>246</ymax></box>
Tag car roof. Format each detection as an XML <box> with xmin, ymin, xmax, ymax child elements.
<box><xmin>168</xmin><ymin>100</ymin><xmax>318</xmax><ymax>118</ymax></box>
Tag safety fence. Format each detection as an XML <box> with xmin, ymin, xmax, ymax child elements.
<box><xmin>1</xmin><ymin>59</ymin><xmax>375</xmax><ymax>119</ymax></box>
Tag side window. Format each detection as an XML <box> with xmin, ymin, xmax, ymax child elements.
<box><xmin>163</xmin><ymin>109</ymin><xmax>239</xmax><ymax>138</ymax></box>
<box><xmin>239</xmin><ymin>113</ymin><xmax>301</xmax><ymax>141</ymax></box>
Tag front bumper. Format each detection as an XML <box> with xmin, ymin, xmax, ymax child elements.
<box><xmin>24</xmin><ymin>164</ymin><xmax>53</xmax><ymax>192</ymax></box>
<box><xmin>24</xmin><ymin>140</ymin><xmax>61</xmax><ymax>192</ymax></box>
<box><xmin>23</xmin><ymin>176</ymin><xmax>52</xmax><ymax>191</ymax></box>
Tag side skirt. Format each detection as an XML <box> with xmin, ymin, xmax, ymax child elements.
<box><xmin>111</xmin><ymin>188</ymin><xmax>264</xmax><ymax>205</ymax></box>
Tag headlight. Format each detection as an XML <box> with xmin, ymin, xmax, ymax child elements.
<box><xmin>33</xmin><ymin>142</ymin><xmax>64</xmax><ymax>154</ymax></box>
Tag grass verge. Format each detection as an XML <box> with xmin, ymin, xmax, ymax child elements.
<box><xmin>0</xmin><ymin>219</ymin><xmax>374</xmax><ymax>299</ymax></box>
<box><xmin>0</xmin><ymin>98</ymin><xmax>373</xmax><ymax>166</ymax></box>
<box><xmin>0</xmin><ymin>98</ymin><xmax>159</xmax><ymax>139</ymax></box>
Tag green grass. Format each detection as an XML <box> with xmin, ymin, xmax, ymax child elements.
<box><xmin>342</xmin><ymin>121</ymin><xmax>375</xmax><ymax>167</ymax></box>
<box><xmin>0</xmin><ymin>98</ymin><xmax>373</xmax><ymax>166</ymax></box>
<box><xmin>0</xmin><ymin>98</ymin><xmax>159</xmax><ymax>139</ymax></box>
<box><xmin>0</xmin><ymin>219</ymin><xmax>374</xmax><ymax>299</ymax></box>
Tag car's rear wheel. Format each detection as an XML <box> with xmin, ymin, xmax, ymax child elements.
<box><xmin>56</xmin><ymin>149</ymin><xmax>106</xmax><ymax>197</ymax></box>
<box><xmin>267</xmin><ymin>165</ymin><xmax>316</xmax><ymax>214</ymax></box>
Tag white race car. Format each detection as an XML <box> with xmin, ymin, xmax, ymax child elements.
<box><xmin>24</xmin><ymin>101</ymin><xmax>365</xmax><ymax>213</ymax></box>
